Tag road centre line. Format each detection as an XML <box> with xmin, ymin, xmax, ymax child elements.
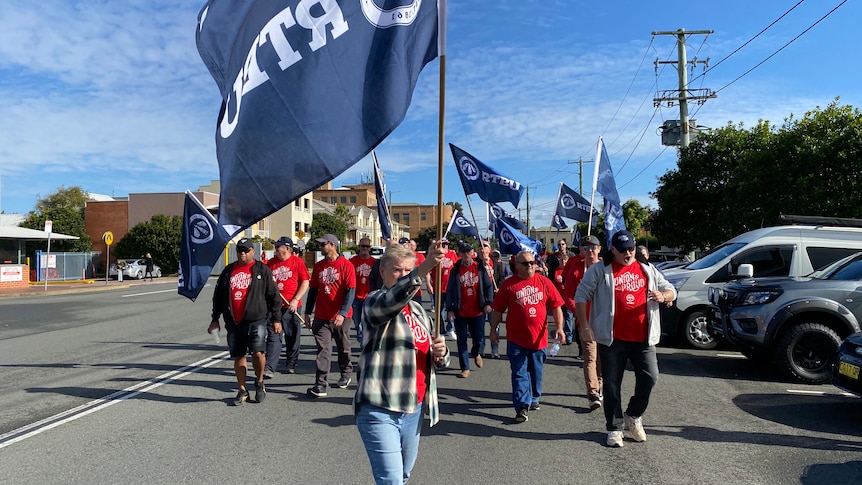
<box><xmin>0</xmin><ymin>351</ymin><xmax>230</xmax><ymax>449</ymax></box>
<box><xmin>121</xmin><ymin>288</ymin><xmax>184</xmax><ymax>298</ymax></box>
<box><xmin>786</xmin><ymin>389</ymin><xmax>857</xmax><ymax>398</ymax></box>
<box><xmin>715</xmin><ymin>353</ymin><xmax>747</xmax><ymax>359</ymax></box>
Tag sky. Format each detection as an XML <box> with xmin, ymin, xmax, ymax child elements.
<box><xmin>1</xmin><ymin>0</ymin><xmax>859</xmax><ymax>232</ymax></box>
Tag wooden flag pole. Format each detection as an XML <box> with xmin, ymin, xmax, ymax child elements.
<box><xmin>433</xmin><ymin>0</ymin><xmax>447</xmax><ymax>339</ymax></box>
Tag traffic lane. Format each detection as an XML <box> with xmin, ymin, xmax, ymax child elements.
<box><xmin>0</xmin><ymin>283</ymin><xmax>224</xmax><ymax>435</ymax></box>
<box><xmin>0</xmin><ymin>335</ymin><xmax>860</xmax><ymax>483</ymax></box>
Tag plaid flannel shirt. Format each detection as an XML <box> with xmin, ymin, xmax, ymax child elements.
<box><xmin>354</xmin><ymin>268</ymin><xmax>450</xmax><ymax>426</ymax></box>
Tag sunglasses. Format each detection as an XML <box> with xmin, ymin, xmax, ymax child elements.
<box><xmin>236</xmin><ymin>247</ymin><xmax>252</xmax><ymax>254</ymax></box>
<box><xmin>581</xmin><ymin>245</ymin><xmax>598</xmax><ymax>251</ymax></box>
<box><xmin>517</xmin><ymin>261</ymin><xmax>538</xmax><ymax>267</ymax></box>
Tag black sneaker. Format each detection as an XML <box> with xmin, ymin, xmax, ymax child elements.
<box><xmin>514</xmin><ymin>407</ymin><xmax>529</xmax><ymax>423</ymax></box>
<box><xmin>232</xmin><ymin>389</ymin><xmax>249</xmax><ymax>406</ymax></box>
<box><xmin>335</xmin><ymin>375</ymin><xmax>351</xmax><ymax>389</ymax></box>
<box><xmin>307</xmin><ymin>385</ymin><xmax>328</xmax><ymax>398</ymax></box>
<box><xmin>254</xmin><ymin>381</ymin><xmax>267</xmax><ymax>403</ymax></box>
<box><xmin>529</xmin><ymin>402</ymin><xmax>540</xmax><ymax>411</ymax></box>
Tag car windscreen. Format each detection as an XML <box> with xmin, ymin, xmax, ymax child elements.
<box><xmin>684</xmin><ymin>242</ymin><xmax>746</xmax><ymax>270</ymax></box>
<box><xmin>822</xmin><ymin>252</ymin><xmax>862</xmax><ymax>281</ymax></box>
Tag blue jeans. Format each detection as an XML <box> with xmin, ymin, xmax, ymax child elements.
<box><xmin>598</xmin><ymin>340</ymin><xmax>659</xmax><ymax>431</ymax></box>
<box><xmin>439</xmin><ymin>293</ymin><xmax>455</xmax><ymax>334</ymax></box>
<box><xmin>352</xmin><ymin>298</ymin><xmax>366</xmax><ymax>349</ymax></box>
<box><xmin>560</xmin><ymin>306</ymin><xmax>573</xmax><ymax>343</ymax></box>
<box><xmin>356</xmin><ymin>403</ymin><xmax>424</xmax><ymax>485</ymax></box>
<box><xmin>265</xmin><ymin>311</ymin><xmax>303</xmax><ymax>372</ymax></box>
<box><xmin>507</xmin><ymin>341</ymin><xmax>545</xmax><ymax>411</ymax></box>
<box><xmin>454</xmin><ymin>314</ymin><xmax>485</xmax><ymax>371</ymax></box>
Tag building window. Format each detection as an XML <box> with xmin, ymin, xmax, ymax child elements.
<box><xmin>295</xmin><ymin>222</ymin><xmax>300</xmax><ymax>232</ymax></box>
<box><xmin>304</xmin><ymin>199</ymin><xmax>310</xmax><ymax>209</ymax></box>
<box><xmin>295</xmin><ymin>199</ymin><xmax>301</xmax><ymax>207</ymax></box>
<box><xmin>402</xmin><ymin>213</ymin><xmax>409</xmax><ymax>222</ymax></box>
<box><xmin>341</xmin><ymin>196</ymin><xmax>347</xmax><ymax>204</ymax></box>
<box><xmin>350</xmin><ymin>196</ymin><xmax>356</xmax><ymax>204</ymax></box>
<box><xmin>393</xmin><ymin>214</ymin><xmax>400</xmax><ymax>222</ymax></box>
<box><xmin>320</xmin><ymin>196</ymin><xmax>327</xmax><ymax>202</ymax></box>
<box><xmin>304</xmin><ymin>223</ymin><xmax>310</xmax><ymax>232</ymax></box>
<box><xmin>420</xmin><ymin>213</ymin><xmax>427</xmax><ymax>221</ymax></box>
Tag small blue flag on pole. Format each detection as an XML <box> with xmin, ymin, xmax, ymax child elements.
<box><xmin>450</xmin><ymin>144</ymin><xmax>525</xmax><ymax>208</ymax></box>
<box><xmin>487</xmin><ymin>202</ymin><xmax>527</xmax><ymax>233</ymax></box>
<box><xmin>446</xmin><ymin>210</ymin><xmax>480</xmax><ymax>239</ymax></box>
<box><xmin>372</xmin><ymin>154</ymin><xmax>392</xmax><ymax>241</ymax></box>
<box><xmin>494</xmin><ymin>217</ymin><xmax>540</xmax><ymax>256</ymax></box>
<box><xmin>555</xmin><ymin>183</ymin><xmax>598</xmax><ymax>224</ymax></box>
<box><xmin>178</xmin><ymin>191</ymin><xmax>232</xmax><ymax>301</ymax></box>
<box><xmin>593</xmin><ymin>138</ymin><xmax>626</xmax><ymax>246</ymax></box>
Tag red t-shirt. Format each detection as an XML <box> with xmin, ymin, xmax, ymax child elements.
<box><xmin>612</xmin><ymin>261</ymin><xmax>648</xmax><ymax>342</ymax></box>
<box><xmin>350</xmin><ymin>255</ymin><xmax>376</xmax><ymax>300</ymax></box>
<box><xmin>310</xmin><ymin>256</ymin><xmax>356</xmax><ymax>321</ymax></box>
<box><xmin>492</xmin><ymin>274</ymin><xmax>564</xmax><ymax>350</ymax></box>
<box><xmin>457</xmin><ymin>261</ymin><xmax>483</xmax><ymax>318</ymax></box>
<box><xmin>267</xmin><ymin>254</ymin><xmax>309</xmax><ymax>309</ymax></box>
<box><xmin>429</xmin><ymin>250</ymin><xmax>459</xmax><ymax>293</ymax></box>
<box><xmin>403</xmin><ymin>305</ymin><xmax>430</xmax><ymax>403</ymax></box>
<box><xmin>229</xmin><ymin>261</ymin><xmax>255</xmax><ymax>322</ymax></box>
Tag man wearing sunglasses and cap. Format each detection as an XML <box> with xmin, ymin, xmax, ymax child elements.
<box><xmin>209</xmin><ymin>238</ymin><xmax>281</xmax><ymax>406</ymax></box>
<box><xmin>575</xmin><ymin>230</ymin><xmax>676</xmax><ymax>448</ymax></box>
<box><xmin>267</xmin><ymin>236</ymin><xmax>310</xmax><ymax>376</ymax></box>
<box><xmin>490</xmin><ymin>250</ymin><xmax>565</xmax><ymax>423</ymax></box>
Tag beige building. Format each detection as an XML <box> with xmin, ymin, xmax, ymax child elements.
<box><xmin>313</xmin><ymin>182</ymin><xmax>377</xmax><ymax>207</ymax></box>
<box><xmin>312</xmin><ymin>200</ymin><xmax>408</xmax><ymax>246</ymax></box>
<box><xmin>389</xmin><ymin>202</ymin><xmax>453</xmax><ymax>236</ymax></box>
<box><xmin>198</xmin><ymin>180</ymin><xmax>314</xmax><ymax>244</ymax></box>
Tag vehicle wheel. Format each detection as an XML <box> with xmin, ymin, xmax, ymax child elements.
<box><xmin>773</xmin><ymin>322</ymin><xmax>841</xmax><ymax>383</ymax></box>
<box><xmin>155</xmin><ymin>269</ymin><xmax>162</xmax><ymax>278</ymax></box>
<box><xmin>135</xmin><ymin>271</ymin><xmax>144</xmax><ymax>280</ymax></box>
<box><xmin>683</xmin><ymin>310</ymin><xmax>719</xmax><ymax>350</ymax></box>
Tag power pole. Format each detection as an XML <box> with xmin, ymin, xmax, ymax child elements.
<box><xmin>525</xmin><ymin>186</ymin><xmax>531</xmax><ymax>232</ymax></box>
<box><xmin>567</xmin><ymin>158</ymin><xmax>594</xmax><ymax>195</ymax></box>
<box><xmin>652</xmin><ymin>29</ymin><xmax>715</xmax><ymax>147</ymax></box>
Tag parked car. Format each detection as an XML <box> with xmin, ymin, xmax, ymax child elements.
<box><xmin>834</xmin><ymin>332</ymin><xmax>862</xmax><ymax>397</ymax></box>
<box><xmin>661</xmin><ymin>218</ymin><xmax>862</xmax><ymax>350</ymax></box>
<box><xmin>709</xmin><ymin>252</ymin><xmax>862</xmax><ymax>383</ymax></box>
<box><xmin>109</xmin><ymin>258</ymin><xmax>162</xmax><ymax>279</ymax></box>
<box><xmin>369</xmin><ymin>245</ymin><xmax>385</xmax><ymax>258</ymax></box>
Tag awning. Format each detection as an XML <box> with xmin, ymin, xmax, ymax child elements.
<box><xmin>0</xmin><ymin>226</ymin><xmax>80</xmax><ymax>241</ymax></box>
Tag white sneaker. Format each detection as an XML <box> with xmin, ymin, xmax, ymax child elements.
<box><xmin>606</xmin><ymin>430</ymin><xmax>624</xmax><ymax>448</ymax></box>
<box><xmin>445</xmin><ymin>331</ymin><xmax>458</xmax><ymax>341</ymax></box>
<box><xmin>589</xmin><ymin>398</ymin><xmax>603</xmax><ymax>411</ymax></box>
<box><xmin>624</xmin><ymin>414</ymin><xmax>646</xmax><ymax>442</ymax></box>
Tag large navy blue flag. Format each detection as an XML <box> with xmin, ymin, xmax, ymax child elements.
<box><xmin>495</xmin><ymin>217</ymin><xmax>540</xmax><ymax>256</ymax></box>
<box><xmin>197</xmin><ymin>0</ymin><xmax>439</xmax><ymax>235</ymax></box>
<box><xmin>446</xmin><ymin>210</ymin><xmax>480</xmax><ymax>239</ymax></box>
<box><xmin>178</xmin><ymin>192</ymin><xmax>232</xmax><ymax>301</ymax></box>
<box><xmin>450</xmin><ymin>144</ymin><xmax>524</xmax><ymax>208</ymax></box>
<box><xmin>487</xmin><ymin>202</ymin><xmax>527</xmax><ymax>233</ymax></box>
<box><xmin>593</xmin><ymin>138</ymin><xmax>626</xmax><ymax>246</ymax></box>
<box><xmin>555</xmin><ymin>183</ymin><xmax>598</xmax><ymax>223</ymax></box>
<box><xmin>373</xmin><ymin>154</ymin><xmax>391</xmax><ymax>241</ymax></box>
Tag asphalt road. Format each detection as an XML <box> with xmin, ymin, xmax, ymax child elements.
<box><xmin>0</xmin><ymin>280</ymin><xmax>861</xmax><ymax>484</ymax></box>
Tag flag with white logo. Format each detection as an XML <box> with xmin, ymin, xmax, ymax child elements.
<box><xmin>196</xmin><ymin>0</ymin><xmax>439</xmax><ymax>235</ymax></box>
<box><xmin>178</xmin><ymin>191</ymin><xmax>232</xmax><ymax>301</ymax></box>
<box><xmin>373</xmin><ymin>154</ymin><xmax>392</xmax><ymax>241</ymax></box>
<box><xmin>450</xmin><ymin>144</ymin><xmax>525</xmax><ymax>207</ymax></box>
<box><xmin>494</xmin><ymin>217</ymin><xmax>540</xmax><ymax>256</ymax></box>
<box><xmin>551</xmin><ymin>213</ymin><xmax>568</xmax><ymax>230</ymax></box>
<box><xmin>592</xmin><ymin>138</ymin><xmax>626</xmax><ymax>246</ymax></box>
<box><xmin>554</xmin><ymin>182</ymin><xmax>598</xmax><ymax>224</ymax></box>
<box><xmin>573</xmin><ymin>227</ymin><xmax>582</xmax><ymax>247</ymax></box>
<box><xmin>446</xmin><ymin>210</ymin><xmax>480</xmax><ymax>239</ymax></box>
<box><xmin>487</xmin><ymin>202</ymin><xmax>527</xmax><ymax>233</ymax></box>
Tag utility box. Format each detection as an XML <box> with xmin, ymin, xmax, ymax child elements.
<box><xmin>660</xmin><ymin>120</ymin><xmax>699</xmax><ymax>146</ymax></box>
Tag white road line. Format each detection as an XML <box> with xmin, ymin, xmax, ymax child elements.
<box><xmin>121</xmin><ymin>288</ymin><xmax>184</xmax><ymax>298</ymax></box>
<box><xmin>715</xmin><ymin>353</ymin><xmax>747</xmax><ymax>359</ymax></box>
<box><xmin>787</xmin><ymin>389</ymin><xmax>857</xmax><ymax>397</ymax></box>
<box><xmin>0</xmin><ymin>351</ymin><xmax>230</xmax><ymax>449</ymax></box>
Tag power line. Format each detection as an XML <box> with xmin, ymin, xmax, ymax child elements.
<box><xmin>715</xmin><ymin>0</ymin><xmax>847</xmax><ymax>94</ymax></box>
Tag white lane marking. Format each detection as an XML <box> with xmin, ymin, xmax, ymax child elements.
<box><xmin>0</xmin><ymin>352</ymin><xmax>230</xmax><ymax>449</ymax></box>
<box><xmin>787</xmin><ymin>389</ymin><xmax>857</xmax><ymax>397</ymax></box>
<box><xmin>121</xmin><ymin>288</ymin><xmax>183</xmax><ymax>298</ymax></box>
<box><xmin>715</xmin><ymin>353</ymin><xmax>747</xmax><ymax>359</ymax></box>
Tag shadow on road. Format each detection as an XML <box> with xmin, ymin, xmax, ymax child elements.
<box><xmin>801</xmin><ymin>460</ymin><xmax>862</xmax><ymax>484</ymax></box>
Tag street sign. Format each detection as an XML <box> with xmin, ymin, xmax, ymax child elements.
<box><xmin>45</xmin><ymin>220</ymin><xmax>53</xmax><ymax>233</ymax></box>
<box><xmin>296</xmin><ymin>230</ymin><xmax>305</xmax><ymax>239</ymax></box>
<box><xmin>102</xmin><ymin>231</ymin><xmax>114</xmax><ymax>245</ymax></box>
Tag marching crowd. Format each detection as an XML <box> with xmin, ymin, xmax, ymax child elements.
<box><xmin>207</xmin><ymin>230</ymin><xmax>676</xmax><ymax>484</ymax></box>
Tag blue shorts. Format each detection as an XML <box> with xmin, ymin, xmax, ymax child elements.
<box><xmin>226</xmin><ymin>319</ymin><xmax>267</xmax><ymax>358</ymax></box>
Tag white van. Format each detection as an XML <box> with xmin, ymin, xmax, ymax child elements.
<box><xmin>661</xmin><ymin>222</ymin><xmax>862</xmax><ymax>349</ymax></box>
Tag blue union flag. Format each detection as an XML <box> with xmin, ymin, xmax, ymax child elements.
<box><xmin>451</xmin><ymin>144</ymin><xmax>524</xmax><ymax>208</ymax></box>
<box><xmin>197</xmin><ymin>0</ymin><xmax>439</xmax><ymax>234</ymax></box>
<box><xmin>178</xmin><ymin>192</ymin><xmax>231</xmax><ymax>301</ymax></box>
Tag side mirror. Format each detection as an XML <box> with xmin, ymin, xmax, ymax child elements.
<box><xmin>736</xmin><ymin>263</ymin><xmax>754</xmax><ymax>278</ymax></box>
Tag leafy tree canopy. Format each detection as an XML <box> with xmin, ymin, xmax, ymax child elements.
<box><xmin>308</xmin><ymin>208</ymin><xmax>349</xmax><ymax>251</ymax></box>
<box><xmin>652</xmin><ymin>100</ymin><xmax>862</xmax><ymax>251</ymax></box>
<box><xmin>19</xmin><ymin>186</ymin><xmax>92</xmax><ymax>252</ymax></box>
<box><xmin>115</xmin><ymin>214</ymin><xmax>182</xmax><ymax>274</ymax></box>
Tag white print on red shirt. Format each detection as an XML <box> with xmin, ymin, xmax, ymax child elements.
<box><xmin>514</xmin><ymin>285</ymin><xmax>544</xmax><ymax>306</ymax></box>
<box><xmin>615</xmin><ymin>270</ymin><xmax>646</xmax><ymax>293</ymax></box>
<box><xmin>356</xmin><ymin>263</ymin><xmax>372</xmax><ymax>284</ymax></box>
<box><xmin>231</xmin><ymin>272</ymin><xmax>252</xmax><ymax>293</ymax></box>
<box><xmin>404</xmin><ymin>309</ymin><xmax>429</xmax><ymax>344</ymax></box>
<box><xmin>271</xmin><ymin>266</ymin><xmax>294</xmax><ymax>290</ymax></box>
<box><xmin>441</xmin><ymin>257</ymin><xmax>454</xmax><ymax>270</ymax></box>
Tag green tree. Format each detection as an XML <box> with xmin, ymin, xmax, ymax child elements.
<box><xmin>19</xmin><ymin>186</ymin><xmax>92</xmax><ymax>252</ymax></box>
<box><xmin>115</xmin><ymin>214</ymin><xmax>182</xmax><ymax>274</ymax></box>
<box><xmin>308</xmin><ymin>210</ymin><xmax>349</xmax><ymax>251</ymax></box>
<box><xmin>652</xmin><ymin>100</ymin><xmax>862</xmax><ymax>250</ymax></box>
<box><xmin>446</xmin><ymin>201</ymin><xmax>464</xmax><ymax>213</ymax></box>
<box><xmin>622</xmin><ymin>199</ymin><xmax>652</xmax><ymax>239</ymax></box>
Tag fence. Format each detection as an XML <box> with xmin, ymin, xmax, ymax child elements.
<box><xmin>34</xmin><ymin>250</ymin><xmax>102</xmax><ymax>281</ymax></box>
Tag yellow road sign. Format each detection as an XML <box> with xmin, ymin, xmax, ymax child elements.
<box><xmin>296</xmin><ymin>230</ymin><xmax>305</xmax><ymax>239</ymax></box>
<box><xmin>102</xmin><ymin>231</ymin><xmax>114</xmax><ymax>245</ymax></box>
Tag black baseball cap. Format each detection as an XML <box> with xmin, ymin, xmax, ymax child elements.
<box><xmin>236</xmin><ymin>238</ymin><xmax>253</xmax><ymax>250</ymax></box>
<box><xmin>611</xmin><ymin>230</ymin><xmax>636</xmax><ymax>252</ymax></box>
<box><xmin>274</xmin><ymin>236</ymin><xmax>294</xmax><ymax>248</ymax></box>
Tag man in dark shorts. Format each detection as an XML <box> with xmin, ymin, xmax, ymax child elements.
<box><xmin>208</xmin><ymin>238</ymin><xmax>281</xmax><ymax>406</ymax></box>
